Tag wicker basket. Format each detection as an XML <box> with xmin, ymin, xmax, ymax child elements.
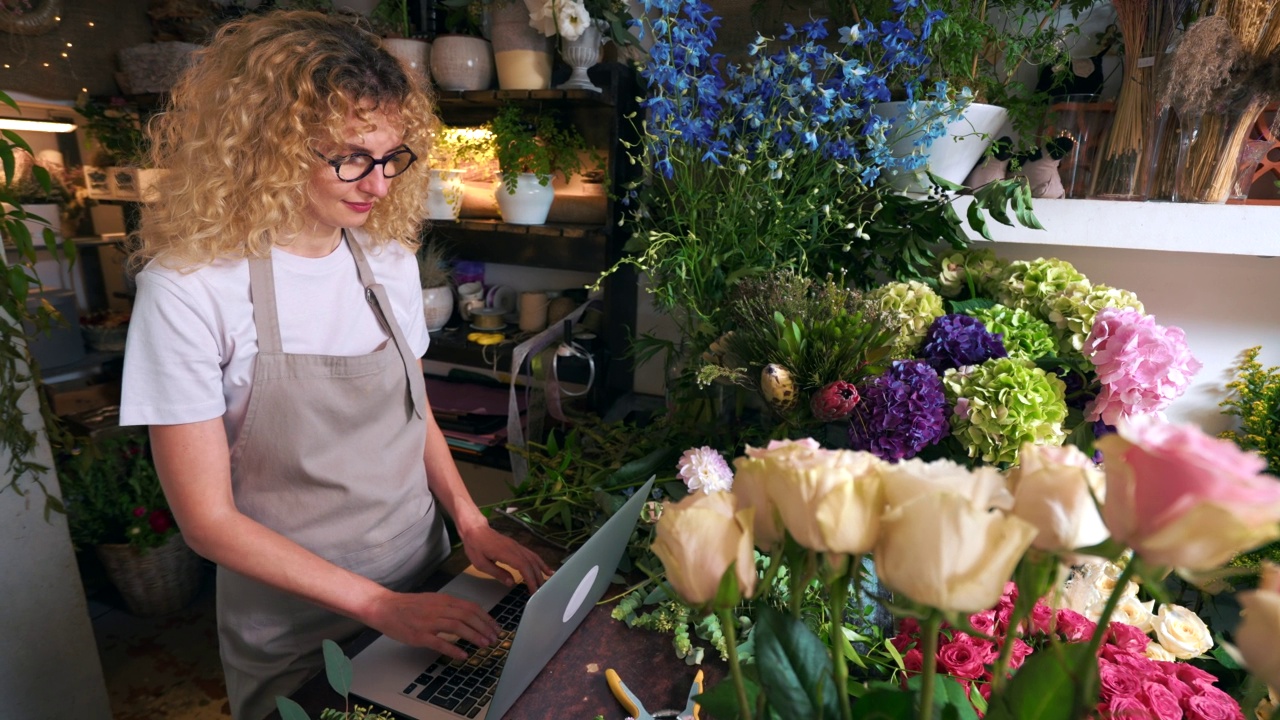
<box><xmin>95</xmin><ymin>533</ymin><xmax>202</xmax><ymax>617</ymax></box>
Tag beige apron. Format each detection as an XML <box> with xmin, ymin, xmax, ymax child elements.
<box><xmin>218</xmin><ymin>233</ymin><xmax>450</xmax><ymax>720</ymax></box>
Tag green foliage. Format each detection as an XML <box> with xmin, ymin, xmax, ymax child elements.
<box><xmin>369</xmin><ymin>0</ymin><xmax>412</xmax><ymax>37</ymax></box>
<box><xmin>436</xmin><ymin>0</ymin><xmax>486</xmax><ymax>36</ymax></box>
<box><xmin>57</xmin><ymin>434</ymin><xmax>178</xmax><ymax>550</ymax></box>
<box><xmin>754</xmin><ymin>606</ymin><xmax>842</xmax><ymax>720</ymax></box>
<box><xmin>488</xmin><ymin>104</ymin><xmax>596</xmax><ymax>193</ymax></box>
<box><xmin>73</xmin><ymin>98</ymin><xmax>147</xmax><ymax>166</ymax></box>
<box><xmin>0</xmin><ymin>89</ymin><xmax>77</xmax><ymax>515</ymax></box>
<box><xmin>713</xmin><ymin>270</ymin><xmax>894</xmax><ymax>424</ymax></box>
<box><xmin>1220</xmin><ymin>346</ymin><xmax>1280</xmax><ymax>476</ymax></box>
<box><xmin>983</xmin><ymin>643</ymin><xmax>1098</xmax><ymax>720</ymax></box>
<box><xmin>276</xmin><ymin>639</ymin><xmax>395</xmax><ymax>720</ymax></box>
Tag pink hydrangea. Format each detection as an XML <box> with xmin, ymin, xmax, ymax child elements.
<box><xmin>676</xmin><ymin>446</ymin><xmax>734</xmax><ymax>493</ymax></box>
<box><xmin>1083</xmin><ymin>307</ymin><xmax>1202</xmax><ymax>425</ymax></box>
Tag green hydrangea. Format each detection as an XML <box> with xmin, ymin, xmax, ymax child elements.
<box><xmin>936</xmin><ymin>248</ymin><xmax>1009</xmax><ymax>298</ymax></box>
<box><xmin>995</xmin><ymin>258</ymin><xmax>1090</xmax><ymax>318</ymax></box>
<box><xmin>966</xmin><ymin>304</ymin><xmax>1057</xmax><ymax>361</ymax></box>
<box><xmin>1045</xmin><ymin>284</ymin><xmax>1145</xmax><ymax>355</ymax></box>
<box><xmin>869</xmin><ymin>280</ymin><xmax>945</xmax><ymax>358</ymax></box>
<box><xmin>943</xmin><ymin>357</ymin><xmax>1068</xmax><ymax>466</ymax></box>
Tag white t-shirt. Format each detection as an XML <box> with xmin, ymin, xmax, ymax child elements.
<box><xmin>119</xmin><ymin>230</ymin><xmax>430</xmax><ymax>448</ymax></box>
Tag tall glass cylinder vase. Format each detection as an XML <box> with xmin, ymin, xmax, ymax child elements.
<box><xmin>1173</xmin><ymin>99</ymin><xmax>1265</xmax><ymax>203</ymax></box>
<box><xmin>488</xmin><ymin>0</ymin><xmax>553</xmax><ymax>90</ymax></box>
<box><xmin>1089</xmin><ymin>64</ymin><xmax>1154</xmax><ymax>200</ymax></box>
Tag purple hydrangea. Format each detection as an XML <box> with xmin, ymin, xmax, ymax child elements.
<box><xmin>919</xmin><ymin>314</ymin><xmax>1007</xmax><ymax>372</ymax></box>
<box><xmin>848</xmin><ymin>359</ymin><xmax>949</xmax><ymax>462</ymax></box>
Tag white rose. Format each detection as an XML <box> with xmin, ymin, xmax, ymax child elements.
<box><xmin>880</xmin><ymin>457</ymin><xmax>1013</xmax><ymax>512</ymax></box>
<box><xmin>1113</xmin><ymin>595</ymin><xmax>1156</xmax><ymax>634</ymax></box>
<box><xmin>1144</xmin><ymin>641</ymin><xmax>1176</xmax><ymax>662</ymax></box>
<box><xmin>1090</xmin><ymin>561</ymin><xmax>1139</xmax><ymax>598</ymax></box>
<box><xmin>651</xmin><ymin>491</ymin><xmax>756</xmax><ymax>609</ymax></box>
<box><xmin>735</xmin><ymin>443</ymin><xmax>884</xmax><ymax>556</ymax></box>
<box><xmin>1152</xmin><ymin>604</ymin><xmax>1213</xmax><ymax>660</ymax></box>
<box><xmin>877</xmin><ymin>489</ymin><xmax>1037</xmax><ymax>613</ymax></box>
<box><xmin>1008</xmin><ymin>443</ymin><xmax>1109</xmax><ymax>553</ymax></box>
<box><xmin>1061</xmin><ymin>577</ymin><xmax>1104</xmax><ymax>621</ymax></box>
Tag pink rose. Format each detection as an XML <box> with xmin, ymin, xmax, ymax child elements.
<box><xmin>1139</xmin><ymin>681</ymin><xmax>1183</xmax><ymax>720</ymax></box>
<box><xmin>1056</xmin><ymin>608</ymin><xmax>1097</xmax><ymax>643</ymax></box>
<box><xmin>132</xmin><ymin>506</ymin><xmax>147</xmax><ymax>518</ymax></box>
<box><xmin>903</xmin><ymin>648</ymin><xmax>923</xmax><ymax>674</ymax></box>
<box><xmin>1183</xmin><ymin>686</ymin><xmax>1244</xmax><ymax>720</ymax></box>
<box><xmin>1157</xmin><ymin>674</ymin><xmax>1193</xmax><ymax>703</ymax></box>
<box><xmin>1084</xmin><ymin>307</ymin><xmax>1201</xmax><ymax>425</ymax></box>
<box><xmin>969</xmin><ymin>609</ymin><xmax>997</xmax><ymax>636</ymax></box>
<box><xmin>1175</xmin><ymin>663</ymin><xmax>1219</xmax><ymax>691</ymax></box>
<box><xmin>1107</xmin><ymin>621</ymin><xmax>1151</xmax><ymax>654</ymax></box>
<box><xmin>1003</xmin><ymin>638</ymin><xmax>1033</xmax><ymax>671</ymax></box>
<box><xmin>1105</xmin><ymin>695</ymin><xmax>1151</xmax><ymax>718</ymax></box>
<box><xmin>1096</xmin><ymin>416</ymin><xmax>1280</xmax><ymax>570</ymax></box>
<box><xmin>950</xmin><ymin>632</ymin><xmax>998</xmax><ymax>664</ymax></box>
<box><xmin>937</xmin><ymin>639</ymin><xmax>988</xmax><ymax>680</ymax></box>
<box><xmin>1099</xmin><ymin>660</ymin><xmax>1143</xmax><ymax>699</ymax></box>
<box><xmin>1024</xmin><ymin>602</ymin><xmax>1055</xmax><ymax>636</ymax></box>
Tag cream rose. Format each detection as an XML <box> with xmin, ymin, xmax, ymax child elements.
<box><xmin>1008</xmin><ymin>443</ymin><xmax>1109</xmax><ymax>553</ymax></box>
<box><xmin>1113</xmin><ymin>595</ymin><xmax>1155</xmax><ymax>634</ymax></box>
<box><xmin>1144</xmin><ymin>641</ymin><xmax>1176</xmax><ymax>662</ymax></box>
<box><xmin>880</xmin><ymin>457</ymin><xmax>1013</xmax><ymax>512</ymax></box>
<box><xmin>1235</xmin><ymin>564</ymin><xmax>1280</xmax><ymax>692</ymax></box>
<box><xmin>1152</xmin><ymin>604</ymin><xmax>1213</xmax><ymax>660</ymax></box>
<box><xmin>651</xmin><ymin>491</ymin><xmax>756</xmax><ymax>609</ymax></box>
<box><xmin>735</xmin><ymin>442</ymin><xmax>884</xmax><ymax>555</ymax></box>
<box><xmin>877</xmin><ymin>488</ymin><xmax>1037</xmax><ymax>613</ymax></box>
<box><xmin>1061</xmin><ymin>574</ymin><xmax>1104</xmax><ymax>621</ymax></box>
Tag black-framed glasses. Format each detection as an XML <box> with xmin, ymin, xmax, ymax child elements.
<box><xmin>313</xmin><ymin>145</ymin><xmax>418</xmax><ymax>182</ymax></box>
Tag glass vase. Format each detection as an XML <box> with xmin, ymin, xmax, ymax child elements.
<box><xmin>1173</xmin><ymin>99</ymin><xmax>1265</xmax><ymax>204</ymax></box>
<box><xmin>1089</xmin><ymin>65</ymin><xmax>1154</xmax><ymax>200</ymax></box>
<box><xmin>1041</xmin><ymin>94</ymin><xmax>1106</xmax><ymax>199</ymax></box>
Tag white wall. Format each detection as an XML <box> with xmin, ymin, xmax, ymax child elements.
<box><xmin>0</xmin><ymin>328</ymin><xmax>111</xmax><ymax>719</ymax></box>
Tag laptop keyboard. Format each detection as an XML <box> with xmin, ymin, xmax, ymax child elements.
<box><xmin>401</xmin><ymin>585</ymin><xmax>530</xmax><ymax>718</ymax></box>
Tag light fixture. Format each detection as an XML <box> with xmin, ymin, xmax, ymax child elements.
<box><xmin>0</xmin><ymin>117</ymin><xmax>77</xmax><ymax>133</ymax></box>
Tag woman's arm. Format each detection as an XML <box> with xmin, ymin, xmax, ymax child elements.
<box><xmin>150</xmin><ymin>419</ymin><xmax>501</xmax><ymax>659</ymax></box>
<box><xmin>418</xmin><ymin>391</ymin><xmax>552</xmax><ymax>592</ymax></box>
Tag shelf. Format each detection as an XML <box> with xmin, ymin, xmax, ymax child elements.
<box><xmin>424</xmin><ymin>325</ymin><xmax>600</xmax><ymax>385</ymax></box>
<box><xmin>425</xmin><ymin>220</ymin><xmax>611</xmax><ymax>272</ymax></box>
<box><xmin>954</xmin><ymin>196</ymin><xmax>1280</xmax><ymax>256</ymax></box>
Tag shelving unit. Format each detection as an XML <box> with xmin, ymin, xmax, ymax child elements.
<box><xmin>954</xmin><ymin>196</ymin><xmax>1280</xmax><ymax>256</ymax></box>
<box><xmin>424</xmin><ymin>63</ymin><xmax>641</xmax><ymax>406</ymax></box>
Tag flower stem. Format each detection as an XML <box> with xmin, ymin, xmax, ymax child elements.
<box><xmin>1080</xmin><ymin>560</ymin><xmax>1140</xmax><ymax>705</ymax></box>
<box><xmin>829</xmin><ymin>570</ymin><xmax>853</xmax><ymax>720</ymax></box>
<box><xmin>918</xmin><ymin>612</ymin><xmax>942</xmax><ymax>720</ymax></box>
<box><xmin>989</xmin><ymin>601</ymin><xmax>1032</xmax><ymax>693</ymax></box>
<box><xmin>717</xmin><ymin>608</ymin><xmax>753</xmax><ymax>720</ymax></box>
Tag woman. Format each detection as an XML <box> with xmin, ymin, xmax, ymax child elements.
<box><xmin>118</xmin><ymin>11</ymin><xmax>550</xmax><ymax>720</ymax></box>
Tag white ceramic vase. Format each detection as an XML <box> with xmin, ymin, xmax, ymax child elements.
<box><xmin>383</xmin><ymin>38</ymin><xmax>431</xmax><ymax>80</ymax></box>
<box><xmin>430</xmin><ymin>35</ymin><xmax>493</xmax><ymax>91</ymax></box>
<box><xmin>422</xmin><ymin>285</ymin><xmax>454</xmax><ymax>332</ymax></box>
<box><xmin>488</xmin><ymin>1</ymin><xmax>553</xmax><ymax>90</ymax></box>
<box><xmin>425</xmin><ymin>170</ymin><xmax>466</xmax><ymax>220</ymax></box>
<box><xmin>495</xmin><ymin>173</ymin><xmax>554</xmax><ymax>225</ymax></box>
<box><xmin>874</xmin><ymin>102</ymin><xmax>1009</xmax><ymax>194</ymax></box>
<box><xmin>557</xmin><ymin>24</ymin><xmax>604</xmax><ymax>92</ymax></box>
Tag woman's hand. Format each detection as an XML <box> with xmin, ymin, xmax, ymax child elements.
<box><xmin>365</xmin><ymin>591</ymin><xmax>503</xmax><ymax>661</ymax></box>
<box><xmin>460</xmin><ymin>525</ymin><xmax>554</xmax><ymax>593</ymax></box>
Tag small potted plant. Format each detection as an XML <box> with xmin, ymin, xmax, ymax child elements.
<box><xmin>3</xmin><ymin>150</ymin><xmax>79</xmax><ymax>246</ymax></box>
<box><xmin>75</xmin><ymin>97</ymin><xmax>149</xmax><ymax>201</ymax></box>
<box><xmin>418</xmin><ymin>240</ymin><xmax>455</xmax><ymax>332</ymax></box>
<box><xmin>487</xmin><ymin>103</ymin><xmax>595</xmax><ymax>224</ymax></box>
<box><xmin>433</xmin><ymin>0</ymin><xmax>494</xmax><ymax>91</ymax></box>
<box><xmin>369</xmin><ymin>0</ymin><xmax>431</xmax><ymax>77</ymax></box>
<box><xmin>58</xmin><ymin>433</ymin><xmax>203</xmax><ymax>616</ymax></box>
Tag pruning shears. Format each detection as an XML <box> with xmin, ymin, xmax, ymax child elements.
<box><xmin>606</xmin><ymin>667</ymin><xmax>703</xmax><ymax>720</ymax></box>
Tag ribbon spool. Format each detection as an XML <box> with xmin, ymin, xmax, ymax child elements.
<box><xmin>518</xmin><ymin>291</ymin><xmax>549</xmax><ymax>333</ymax></box>
<box><xmin>547</xmin><ymin>295</ymin><xmax>577</xmax><ymax>326</ymax></box>
<box><xmin>471</xmin><ymin>307</ymin><xmax>506</xmax><ymax>330</ymax></box>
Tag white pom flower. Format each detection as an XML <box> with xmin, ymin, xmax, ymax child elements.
<box><xmin>677</xmin><ymin>446</ymin><xmax>734</xmax><ymax>493</ymax></box>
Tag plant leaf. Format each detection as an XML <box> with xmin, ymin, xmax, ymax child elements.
<box><xmin>275</xmin><ymin>697</ymin><xmax>312</xmax><ymax>720</ymax></box>
<box><xmin>321</xmin><ymin>638</ymin><xmax>353</xmax><ymax>699</ymax></box>
<box><xmin>696</xmin><ymin>676</ymin><xmax>761</xmax><ymax>720</ymax></box>
<box><xmin>985</xmin><ymin>643</ymin><xmax>1096</xmax><ymax>720</ymax></box>
<box><xmin>850</xmin><ymin>688</ymin><xmax>915</xmax><ymax>719</ymax></box>
<box><xmin>754</xmin><ymin>606</ymin><xmax>840</xmax><ymax>720</ymax></box>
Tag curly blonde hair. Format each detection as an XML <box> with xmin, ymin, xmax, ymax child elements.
<box><xmin>135</xmin><ymin>10</ymin><xmax>438</xmax><ymax>269</ymax></box>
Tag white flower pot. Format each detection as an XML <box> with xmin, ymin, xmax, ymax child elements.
<box><xmin>430</xmin><ymin>35</ymin><xmax>494</xmax><ymax>91</ymax></box>
<box><xmin>425</xmin><ymin>169</ymin><xmax>466</xmax><ymax>220</ymax></box>
<box><xmin>488</xmin><ymin>1</ymin><xmax>552</xmax><ymax>90</ymax></box>
<box><xmin>495</xmin><ymin>173</ymin><xmax>554</xmax><ymax>225</ymax></box>
<box><xmin>874</xmin><ymin>102</ymin><xmax>1009</xmax><ymax>193</ymax></box>
<box><xmin>383</xmin><ymin>38</ymin><xmax>431</xmax><ymax>79</ymax></box>
<box><xmin>422</xmin><ymin>285</ymin><xmax>454</xmax><ymax>332</ymax></box>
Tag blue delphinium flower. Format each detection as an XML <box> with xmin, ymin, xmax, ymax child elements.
<box><xmin>919</xmin><ymin>314</ymin><xmax>1008</xmax><ymax>372</ymax></box>
<box><xmin>848</xmin><ymin>359</ymin><xmax>949</xmax><ymax>462</ymax></box>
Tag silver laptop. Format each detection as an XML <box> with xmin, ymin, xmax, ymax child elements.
<box><xmin>349</xmin><ymin>476</ymin><xmax>655</xmax><ymax>720</ymax></box>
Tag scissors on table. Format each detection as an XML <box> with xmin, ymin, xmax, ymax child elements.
<box><xmin>606</xmin><ymin>667</ymin><xmax>703</xmax><ymax>720</ymax></box>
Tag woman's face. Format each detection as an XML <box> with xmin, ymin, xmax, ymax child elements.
<box><xmin>302</xmin><ymin>108</ymin><xmax>406</xmax><ymax>246</ymax></box>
